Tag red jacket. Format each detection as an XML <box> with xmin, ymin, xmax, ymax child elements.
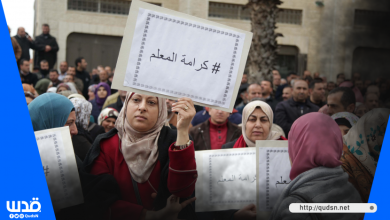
<box><xmin>88</xmin><ymin>129</ymin><xmax>197</xmax><ymax>220</ymax></box>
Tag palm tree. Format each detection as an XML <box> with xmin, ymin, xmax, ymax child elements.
<box><xmin>246</xmin><ymin>0</ymin><xmax>283</xmax><ymax>84</ymax></box>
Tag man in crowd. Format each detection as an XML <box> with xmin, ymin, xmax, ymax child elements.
<box><xmin>75</xmin><ymin>57</ymin><xmax>90</xmax><ymax>99</ymax></box>
<box><xmin>327</xmin><ymin>81</ymin><xmax>336</xmax><ymax>92</ymax></box>
<box><xmin>105</xmin><ymin>66</ymin><xmax>112</xmax><ymax>75</ymax></box>
<box><xmin>336</xmin><ymin>73</ymin><xmax>345</xmax><ymax>86</ymax></box>
<box><xmin>20</xmin><ymin>59</ymin><xmax>38</xmax><ymax>86</ymax></box>
<box><xmin>327</xmin><ymin>87</ymin><xmax>356</xmax><ymax>116</ymax></box>
<box><xmin>67</xmin><ymin>66</ymin><xmax>84</xmax><ymax>92</ymax></box>
<box><xmin>366</xmin><ymin>85</ymin><xmax>380</xmax><ymax>99</ymax></box>
<box><xmin>190</xmin><ymin>108</ymin><xmax>241</xmax><ymax>151</ymax></box>
<box><xmin>275</xmin><ymin>80</ymin><xmax>319</xmax><ymax>137</ymax></box>
<box><xmin>237</xmin><ymin>83</ymin><xmax>262</xmax><ymax>114</ymax></box>
<box><xmin>303</xmin><ymin>70</ymin><xmax>311</xmax><ymax>78</ymax></box>
<box><xmin>98</xmin><ymin>69</ymin><xmax>111</xmax><ymax>85</ymax></box>
<box><xmin>14</xmin><ymin>27</ymin><xmax>35</xmax><ymax>66</ymax></box>
<box><xmin>365</xmin><ymin>93</ymin><xmax>379</xmax><ymax>111</ymax></box>
<box><xmin>107</xmin><ymin>90</ymin><xmax>127</xmax><ymax>112</ymax></box>
<box><xmin>282</xmin><ymin>86</ymin><xmax>292</xmax><ymax>101</ymax></box>
<box><xmin>63</xmin><ymin>73</ymin><xmax>74</xmax><ymax>83</ymax></box>
<box><xmin>58</xmin><ymin>61</ymin><xmax>68</xmax><ymax>81</ymax></box>
<box><xmin>273</xmin><ymin>74</ymin><xmax>281</xmax><ymax>92</ymax></box>
<box><xmin>354</xmin><ymin>79</ymin><xmax>365</xmax><ymax>95</ymax></box>
<box><xmin>38</xmin><ymin>60</ymin><xmax>50</xmax><ymax>79</ymax></box>
<box><xmin>34</xmin><ymin>24</ymin><xmax>59</xmax><ymax>69</ymax></box>
<box><xmin>260</xmin><ymin>80</ymin><xmax>278</xmax><ymax>111</ymax></box>
<box><xmin>48</xmin><ymin>70</ymin><xmax>62</xmax><ymax>87</ymax></box>
<box><xmin>308</xmin><ymin>79</ymin><xmax>326</xmax><ymax>108</ymax></box>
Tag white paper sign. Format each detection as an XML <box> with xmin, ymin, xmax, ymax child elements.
<box><xmin>112</xmin><ymin>0</ymin><xmax>253</xmax><ymax>112</ymax></box>
<box><xmin>195</xmin><ymin>148</ymin><xmax>256</xmax><ymax>212</ymax></box>
<box><xmin>34</xmin><ymin>127</ymin><xmax>83</xmax><ymax>211</ymax></box>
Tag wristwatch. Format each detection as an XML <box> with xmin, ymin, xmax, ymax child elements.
<box><xmin>174</xmin><ymin>140</ymin><xmax>192</xmax><ymax>150</ymax></box>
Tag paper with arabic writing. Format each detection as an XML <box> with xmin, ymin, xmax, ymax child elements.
<box><xmin>256</xmin><ymin>141</ymin><xmax>290</xmax><ymax>220</ymax></box>
<box><xmin>112</xmin><ymin>0</ymin><xmax>252</xmax><ymax>112</ymax></box>
<box><xmin>195</xmin><ymin>147</ymin><xmax>256</xmax><ymax>212</ymax></box>
<box><xmin>34</xmin><ymin>127</ymin><xmax>83</xmax><ymax>210</ymax></box>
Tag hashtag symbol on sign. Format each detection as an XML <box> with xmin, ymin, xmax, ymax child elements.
<box><xmin>43</xmin><ymin>165</ymin><xmax>50</xmax><ymax>176</ymax></box>
<box><xmin>212</xmin><ymin>63</ymin><xmax>221</xmax><ymax>74</ymax></box>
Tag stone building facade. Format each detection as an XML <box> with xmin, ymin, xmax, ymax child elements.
<box><xmin>34</xmin><ymin>0</ymin><xmax>390</xmax><ymax>81</ymax></box>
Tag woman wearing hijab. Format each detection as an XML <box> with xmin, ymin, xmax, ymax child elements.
<box><xmin>223</xmin><ymin>101</ymin><xmax>286</xmax><ymax>149</ymax></box>
<box><xmin>90</xmin><ymin>82</ymin><xmax>111</xmax><ymax>122</ymax></box>
<box><xmin>341</xmin><ymin>108</ymin><xmax>390</xmax><ymax>203</ymax></box>
<box><xmin>331</xmin><ymin>112</ymin><xmax>359</xmax><ymax>136</ymax></box>
<box><xmin>98</xmin><ymin>107</ymin><xmax>119</xmax><ymax>133</ymax></box>
<box><xmin>28</xmin><ymin>93</ymin><xmax>123</xmax><ymax>220</ymax></box>
<box><xmin>88</xmin><ymin>84</ymin><xmax>98</xmax><ymax>101</ymax></box>
<box><xmin>56</xmin><ymin>83</ymin><xmax>71</xmax><ymax>93</ymax></box>
<box><xmin>70</xmin><ymin>98</ymin><xmax>93</xmax><ymax>161</ymax></box>
<box><xmin>83</xmin><ymin>93</ymin><xmax>197</xmax><ymax>220</ymax></box>
<box><xmin>270</xmin><ymin>113</ymin><xmax>362</xmax><ymax>220</ymax></box>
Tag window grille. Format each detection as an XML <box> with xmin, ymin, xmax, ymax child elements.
<box><xmin>68</xmin><ymin>0</ymin><xmax>161</xmax><ymax>15</ymax></box>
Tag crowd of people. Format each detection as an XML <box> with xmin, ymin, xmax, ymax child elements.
<box><xmin>18</xmin><ymin>24</ymin><xmax>390</xmax><ymax>219</ymax></box>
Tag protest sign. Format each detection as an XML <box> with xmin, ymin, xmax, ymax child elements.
<box><xmin>195</xmin><ymin>147</ymin><xmax>256</xmax><ymax>212</ymax></box>
<box><xmin>195</xmin><ymin>140</ymin><xmax>291</xmax><ymax>215</ymax></box>
<box><xmin>256</xmin><ymin>141</ymin><xmax>290</xmax><ymax>219</ymax></box>
<box><xmin>34</xmin><ymin>127</ymin><xmax>83</xmax><ymax>211</ymax></box>
<box><xmin>112</xmin><ymin>0</ymin><xmax>253</xmax><ymax>112</ymax></box>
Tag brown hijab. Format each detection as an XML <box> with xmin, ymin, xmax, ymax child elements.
<box><xmin>115</xmin><ymin>92</ymin><xmax>168</xmax><ymax>183</ymax></box>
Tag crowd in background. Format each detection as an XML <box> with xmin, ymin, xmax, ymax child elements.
<box><xmin>16</xmin><ymin>24</ymin><xmax>390</xmax><ymax>220</ymax></box>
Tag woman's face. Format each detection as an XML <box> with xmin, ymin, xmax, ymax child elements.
<box><xmin>57</xmin><ymin>86</ymin><xmax>68</xmax><ymax>93</ymax></box>
<box><xmin>126</xmin><ymin>93</ymin><xmax>159</xmax><ymax>132</ymax></box>
<box><xmin>65</xmin><ymin>111</ymin><xmax>78</xmax><ymax>138</ymax></box>
<box><xmin>339</xmin><ymin>125</ymin><xmax>350</xmax><ymax>136</ymax></box>
<box><xmin>88</xmin><ymin>89</ymin><xmax>95</xmax><ymax>100</ymax></box>
<box><xmin>97</xmin><ymin>86</ymin><xmax>107</xmax><ymax>99</ymax></box>
<box><xmin>102</xmin><ymin>117</ymin><xmax>116</xmax><ymax>133</ymax></box>
<box><xmin>245</xmin><ymin>108</ymin><xmax>270</xmax><ymax>142</ymax></box>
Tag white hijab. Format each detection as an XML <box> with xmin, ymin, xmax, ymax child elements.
<box><xmin>242</xmin><ymin>101</ymin><xmax>282</xmax><ymax>147</ymax></box>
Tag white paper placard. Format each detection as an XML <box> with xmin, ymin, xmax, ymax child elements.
<box><xmin>112</xmin><ymin>0</ymin><xmax>253</xmax><ymax>112</ymax></box>
<box><xmin>195</xmin><ymin>148</ymin><xmax>256</xmax><ymax>212</ymax></box>
<box><xmin>34</xmin><ymin>127</ymin><xmax>83</xmax><ymax>211</ymax></box>
<box><xmin>256</xmin><ymin>141</ymin><xmax>290</xmax><ymax>219</ymax></box>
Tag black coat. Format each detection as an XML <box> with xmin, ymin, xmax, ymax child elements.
<box><xmin>274</xmin><ymin>98</ymin><xmax>319</xmax><ymax>137</ymax></box>
<box><xmin>76</xmin><ymin>69</ymin><xmax>91</xmax><ymax>99</ymax></box>
<box><xmin>83</xmin><ymin>127</ymin><xmax>197</xmax><ymax>219</ymax></box>
<box><xmin>20</xmin><ymin>72</ymin><xmax>38</xmax><ymax>87</ymax></box>
<box><xmin>14</xmin><ymin>35</ymin><xmax>35</xmax><ymax>63</ymax></box>
<box><xmin>34</xmin><ymin>34</ymin><xmax>59</xmax><ymax>69</ymax></box>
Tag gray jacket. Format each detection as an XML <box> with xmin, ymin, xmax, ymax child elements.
<box><xmin>270</xmin><ymin>166</ymin><xmax>363</xmax><ymax>220</ymax></box>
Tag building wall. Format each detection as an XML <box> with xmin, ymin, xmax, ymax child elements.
<box><xmin>34</xmin><ymin>0</ymin><xmax>390</xmax><ymax>80</ymax></box>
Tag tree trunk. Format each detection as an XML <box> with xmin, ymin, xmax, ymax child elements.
<box><xmin>246</xmin><ymin>0</ymin><xmax>283</xmax><ymax>84</ymax></box>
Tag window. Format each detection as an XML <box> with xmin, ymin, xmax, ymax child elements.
<box><xmin>208</xmin><ymin>2</ymin><xmax>250</xmax><ymax>20</ymax></box>
<box><xmin>68</xmin><ymin>0</ymin><xmax>161</xmax><ymax>15</ymax></box>
<box><xmin>277</xmin><ymin>9</ymin><xmax>302</xmax><ymax>25</ymax></box>
<box><xmin>208</xmin><ymin>2</ymin><xmax>302</xmax><ymax>25</ymax></box>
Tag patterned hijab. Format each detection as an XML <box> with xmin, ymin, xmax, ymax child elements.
<box><xmin>70</xmin><ymin>98</ymin><xmax>92</xmax><ymax>130</ymax></box>
<box><xmin>98</xmin><ymin>107</ymin><xmax>119</xmax><ymax>126</ymax></box>
<box><xmin>115</xmin><ymin>92</ymin><xmax>167</xmax><ymax>183</ymax></box>
<box><xmin>242</xmin><ymin>101</ymin><xmax>282</xmax><ymax>147</ymax></box>
<box><xmin>343</xmin><ymin>108</ymin><xmax>390</xmax><ymax>177</ymax></box>
<box><xmin>331</xmin><ymin>112</ymin><xmax>359</xmax><ymax>128</ymax></box>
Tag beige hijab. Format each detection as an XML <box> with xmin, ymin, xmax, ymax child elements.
<box><xmin>115</xmin><ymin>92</ymin><xmax>167</xmax><ymax>183</ymax></box>
<box><xmin>242</xmin><ymin>101</ymin><xmax>282</xmax><ymax>147</ymax></box>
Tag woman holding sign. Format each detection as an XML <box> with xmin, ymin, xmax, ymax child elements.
<box><xmin>222</xmin><ymin>100</ymin><xmax>286</xmax><ymax>149</ymax></box>
<box><xmin>83</xmin><ymin>92</ymin><xmax>197</xmax><ymax>220</ymax></box>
